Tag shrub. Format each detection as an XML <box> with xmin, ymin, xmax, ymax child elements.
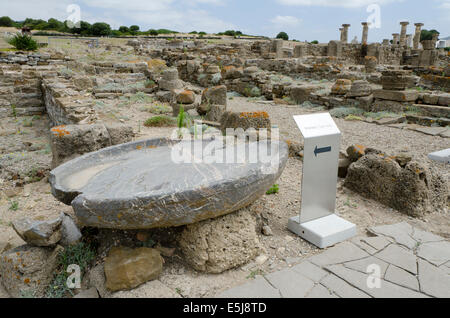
<box><xmin>144</xmin><ymin>116</ymin><xmax>176</xmax><ymax>127</ymax></box>
<box><xmin>330</xmin><ymin>107</ymin><xmax>365</xmax><ymax>118</ymax></box>
<box><xmin>148</xmin><ymin>104</ymin><xmax>172</xmax><ymax>114</ymax></box>
<box><xmin>266</xmin><ymin>184</ymin><xmax>279</xmax><ymax>195</ymax></box>
<box><xmin>7</xmin><ymin>33</ymin><xmax>38</xmax><ymax>51</ymax></box>
<box><xmin>276</xmin><ymin>32</ymin><xmax>289</xmax><ymax>41</ymax></box>
<box><xmin>149</xmin><ymin>29</ymin><xmax>158</xmax><ymax>36</ymax></box>
<box><xmin>0</xmin><ymin>16</ymin><xmax>14</xmax><ymax>27</ymax></box>
<box><xmin>46</xmin><ymin>242</ymin><xmax>95</xmax><ymax>298</ymax></box>
<box><xmin>420</xmin><ymin>29</ymin><xmax>439</xmax><ymax>41</ymax></box>
<box><xmin>311</xmin><ymin>40</ymin><xmax>319</xmax><ymax>44</ymax></box>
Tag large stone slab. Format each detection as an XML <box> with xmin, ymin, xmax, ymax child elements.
<box><xmin>375</xmin><ymin>244</ymin><xmax>417</xmax><ymax>274</ymax></box>
<box><xmin>265</xmin><ymin>268</ymin><xmax>315</xmax><ymax>298</ymax></box>
<box><xmin>373</xmin><ymin>89</ymin><xmax>419</xmax><ymax>102</ymax></box>
<box><xmin>418</xmin><ymin>259</ymin><xmax>450</xmax><ymax>298</ymax></box>
<box><xmin>217</xmin><ymin>277</ymin><xmax>281</xmax><ymax>298</ymax></box>
<box><xmin>50</xmin><ymin>138</ymin><xmax>288</xmax><ymax>229</ymax></box>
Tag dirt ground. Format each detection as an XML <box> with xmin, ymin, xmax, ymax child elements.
<box><xmin>1</xmin><ymin>93</ymin><xmax>448</xmax><ymax>298</ymax></box>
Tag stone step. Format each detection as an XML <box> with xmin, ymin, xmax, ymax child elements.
<box><xmin>406</xmin><ymin>114</ymin><xmax>450</xmax><ymax>127</ymax></box>
<box><xmin>412</xmin><ymin>104</ymin><xmax>450</xmax><ymax>118</ymax></box>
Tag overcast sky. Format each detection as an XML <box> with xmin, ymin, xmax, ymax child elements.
<box><xmin>1</xmin><ymin>0</ymin><xmax>449</xmax><ymax>42</ymax></box>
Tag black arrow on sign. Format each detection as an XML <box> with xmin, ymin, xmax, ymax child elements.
<box><xmin>314</xmin><ymin>146</ymin><xmax>332</xmax><ymax>157</ymax></box>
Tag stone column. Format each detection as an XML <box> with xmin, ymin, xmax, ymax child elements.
<box><xmin>399</xmin><ymin>21</ymin><xmax>409</xmax><ymax>47</ymax></box>
<box><xmin>342</xmin><ymin>24</ymin><xmax>351</xmax><ymax>43</ymax></box>
<box><xmin>392</xmin><ymin>33</ymin><xmax>400</xmax><ymax>45</ymax></box>
<box><xmin>361</xmin><ymin>22</ymin><xmax>370</xmax><ymax>44</ymax></box>
<box><xmin>406</xmin><ymin>34</ymin><xmax>413</xmax><ymax>48</ymax></box>
<box><xmin>413</xmin><ymin>23</ymin><xmax>424</xmax><ymax>50</ymax></box>
<box><xmin>382</xmin><ymin>39</ymin><xmax>390</xmax><ymax>46</ymax></box>
<box><xmin>339</xmin><ymin>28</ymin><xmax>344</xmax><ymax>42</ymax></box>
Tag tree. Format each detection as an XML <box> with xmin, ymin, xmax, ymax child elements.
<box><xmin>92</xmin><ymin>22</ymin><xmax>111</xmax><ymax>36</ymax></box>
<box><xmin>119</xmin><ymin>26</ymin><xmax>129</xmax><ymax>34</ymax></box>
<box><xmin>224</xmin><ymin>30</ymin><xmax>236</xmax><ymax>36</ymax></box>
<box><xmin>420</xmin><ymin>29</ymin><xmax>440</xmax><ymax>41</ymax></box>
<box><xmin>276</xmin><ymin>32</ymin><xmax>289</xmax><ymax>41</ymax></box>
<box><xmin>129</xmin><ymin>25</ymin><xmax>140</xmax><ymax>35</ymax></box>
<box><xmin>149</xmin><ymin>29</ymin><xmax>158</xmax><ymax>36</ymax></box>
<box><xmin>0</xmin><ymin>16</ymin><xmax>14</xmax><ymax>27</ymax></box>
<box><xmin>72</xmin><ymin>21</ymin><xmax>92</xmax><ymax>36</ymax></box>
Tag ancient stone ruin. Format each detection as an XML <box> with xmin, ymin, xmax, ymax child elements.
<box><xmin>0</xmin><ymin>16</ymin><xmax>448</xmax><ymax>299</ymax></box>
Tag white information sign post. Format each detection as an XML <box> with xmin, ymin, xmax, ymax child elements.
<box><xmin>289</xmin><ymin>113</ymin><xmax>356</xmax><ymax>248</ymax></box>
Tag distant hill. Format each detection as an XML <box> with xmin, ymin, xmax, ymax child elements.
<box><xmin>442</xmin><ymin>36</ymin><xmax>450</xmax><ymax>40</ymax></box>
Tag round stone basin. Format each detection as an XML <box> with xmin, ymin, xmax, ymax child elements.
<box><xmin>50</xmin><ymin>138</ymin><xmax>288</xmax><ymax>229</ymax></box>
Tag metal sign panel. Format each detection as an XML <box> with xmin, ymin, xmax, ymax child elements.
<box><xmin>293</xmin><ymin>113</ymin><xmax>341</xmax><ymax>223</ymax></box>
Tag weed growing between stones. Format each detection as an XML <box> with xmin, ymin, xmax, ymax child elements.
<box><xmin>330</xmin><ymin>107</ymin><xmax>365</xmax><ymax>118</ymax></box>
<box><xmin>266</xmin><ymin>184</ymin><xmax>279</xmax><ymax>195</ymax></box>
<box><xmin>46</xmin><ymin>242</ymin><xmax>95</xmax><ymax>298</ymax></box>
<box><xmin>8</xmin><ymin>200</ymin><xmax>19</xmax><ymax>211</ymax></box>
<box><xmin>247</xmin><ymin>269</ymin><xmax>264</xmax><ymax>279</ymax></box>
<box><xmin>144</xmin><ymin>115</ymin><xmax>177</xmax><ymax>127</ymax></box>
<box><xmin>148</xmin><ymin>104</ymin><xmax>172</xmax><ymax>114</ymax></box>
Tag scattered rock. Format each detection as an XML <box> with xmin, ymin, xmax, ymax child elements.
<box><xmin>60</xmin><ymin>213</ymin><xmax>82</xmax><ymax>247</ymax></box>
<box><xmin>345</xmin><ymin>153</ymin><xmax>448</xmax><ymax>217</ymax></box>
<box><xmin>331</xmin><ymin>79</ymin><xmax>352</xmax><ymax>95</ymax></box>
<box><xmin>12</xmin><ymin>216</ymin><xmax>63</xmax><ymax>247</ymax></box>
<box><xmin>104</xmin><ymin>247</ymin><xmax>163</xmax><ymax>292</ymax></box>
<box><xmin>201</xmin><ymin>85</ymin><xmax>227</xmax><ymax>106</ymax></box>
<box><xmin>262</xmin><ymin>225</ymin><xmax>273</xmax><ymax>236</ymax></box>
<box><xmin>346</xmin><ymin>144</ymin><xmax>366</xmax><ymax>162</ymax></box>
<box><xmin>176</xmin><ymin>90</ymin><xmax>195</xmax><ymax>104</ymax></box>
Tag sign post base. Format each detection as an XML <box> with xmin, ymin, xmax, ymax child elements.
<box><xmin>288</xmin><ymin>214</ymin><xmax>356</xmax><ymax>249</ymax></box>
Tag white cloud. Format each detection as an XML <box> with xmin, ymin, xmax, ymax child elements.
<box><xmin>270</xmin><ymin>15</ymin><xmax>302</xmax><ymax>28</ymax></box>
<box><xmin>276</xmin><ymin>0</ymin><xmax>402</xmax><ymax>8</ymax></box>
<box><xmin>0</xmin><ymin>0</ymin><xmax>234</xmax><ymax>32</ymax></box>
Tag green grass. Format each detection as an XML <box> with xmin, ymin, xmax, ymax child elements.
<box><xmin>247</xmin><ymin>269</ymin><xmax>264</xmax><ymax>279</ymax></box>
<box><xmin>8</xmin><ymin>200</ymin><xmax>19</xmax><ymax>211</ymax></box>
<box><xmin>266</xmin><ymin>184</ymin><xmax>279</xmax><ymax>195</ymax></box>
<box><xmin>144</xmin><ymin>115</ymin><xmax>177</xmax><ymax>127</ymax></box>
<box><xmin>148</xmin><ymin>104</ymin><xmax>172</xmax><ymax>114</ymax></box>
<box><xmin>46</xmin><ymin>242</ymin><xmax>95</xmax><ymax>298</ymax></box>
<box><xmin>345</xmin><ymin>114</ymin><xmax>364</xmax><ymax>121</ymax></box>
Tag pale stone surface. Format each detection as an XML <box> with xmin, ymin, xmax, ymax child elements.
<box><xmin>418</xmin><ymin>259</ymin><xmax>450</xmax><ymax>298</ymax></box>
<box><xmin>306</xmin><ymin>284</ymin><xmax>338</xmax><ymax>298</ymax></box>
<box><xmin>74</xmin><ymin>287</ymin><xmax>99</xmax><ymax>298</ymax></box>
<box><xmin>308</xmin><ymin>242</ymin><xmax>370</xmax><ymax>267</ymax></box>
<box><xmin>320</xmin><ymin>274</ymin><xmax>371</xmax><ymax>298</ymax></box>
<box><xmin>292</xmin><ymin>261</ymin><xmax>328</xmax><ymax>282</ymax></box>
<box><xmin>417</xmin><ymin>241</ymin><xmax>450</xmax><ymax>267</ymax></box>
<box><xmin>112</xmin><ymin>280</ymin><xmax>181</xmax><ymax>298</ymax></box>
<box><xmin>0</xmin><ymin>282</ymin><xmax>9</xmax><ymax>298</ymax></box>
<box><xmin>413</xmin><ymin>127</ymin><xmax>448</xmax><ymax>137</ymax></box>
<box><xmin>375</xmin><ymin>244</ymin><xmax>417</xmax><ymax>274</ymax></box>
<box><xmin>385</xmin><ymin>265</ymin><xmax>419</xmax><ymax>291</ymax></box>
<box><xmin>179</xmin><ymin>209</ymin><xmax>262</xmax><ymax>274</ymax></box>
<box><xmin>265</xmin><ymin>268</ymin><xmax>315</xmax><ymax>298</ymax></box>
<box><xmin>343</xmin><ymin>256</ymin><xmax>390</xmax><ymax>278</ymax></box>
<box><xmin>326</xmin><ymin>264</ymin><xmax>427</xmax><ymax>298</ymax></box>
<box><xmin>373</xmin><ymin>89</ymin><xmax>418</xmax><ymax>102</ymax></box>
<box><xmin>369</xmin><ymin>222</ymin><xmax>417</xmax><ymax>249</ymax></box>
<box><xmin>0</xmin><ymin>245</ymin><xmax>63</xmax><ymax>298</ymax></box>
<box><xmin>217</xmin><ymin>277</ymin><xmax>281</xmax><ymax>298</ymax></box>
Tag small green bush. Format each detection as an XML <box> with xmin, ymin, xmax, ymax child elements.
<box><xmin>330</xmin><ymin>107</ymin><xmax>365</xmax><ymax>118</ymax></box>
<box><xmin>7</xmin><ymin>33</ymin><xmax>38</xmax><ymax>51</ymax></box>
<box><xmin>266</xmin><ymin>184</ymin><xmax>279</xmax><ymax>195</ymax></box>
<box><xmin>144</xmin><ymin>116</ymin><xmax>176</xmax><ymax>127</ymax></box>
<box><xmin>311</xmin><ymin>40</ymin><xmax>319</xmax><ymax>44</ymax></box>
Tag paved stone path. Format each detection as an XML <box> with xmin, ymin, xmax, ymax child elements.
<box><xmin>218</xmin><ymin>222</ymin><xmax>450</xmax><ymax>298</ymax></box>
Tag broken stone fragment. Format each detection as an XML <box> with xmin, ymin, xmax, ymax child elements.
<box><xmin>0</xmin><ymin>245</ymin><xmax>63</xmax><ymax>298</ymax></box>
<box><xmin>60</xmin><ymin>213</ymin><xmax>82</xmax><ymax>247</ymax></box>
<box><xmin>346</xmin><ymin>144</ymin><xmax>367</xmax><ymax>162</ymax></box>
<box><xmin>104</xmin><ymin>247</ymin><xmax>163</xmax><ymax>292</ymax></box>
<box><xmin>331</xmin><ymin>79</ymin><xmax>352</xmax><ymax>95</ymax></box>
<box><xmin>176</xmin><ymin>90</ymin><xmax>195</xmax><ymax>104</ymax></box>
<box><xmin>179</xmin><ymin>209</ymin><xmax>262</xmax><ymax>274</ymax></box>
<box><xmin>12</xmin><ymin>216</ymin><xmax>63</xmax><ymax>247</ymax></box>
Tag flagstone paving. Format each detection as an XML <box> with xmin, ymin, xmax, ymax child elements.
<box><xmin>217</xmin><ymin>222</ymin><xmax>450</xmax><ymax>298</ymax></box>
